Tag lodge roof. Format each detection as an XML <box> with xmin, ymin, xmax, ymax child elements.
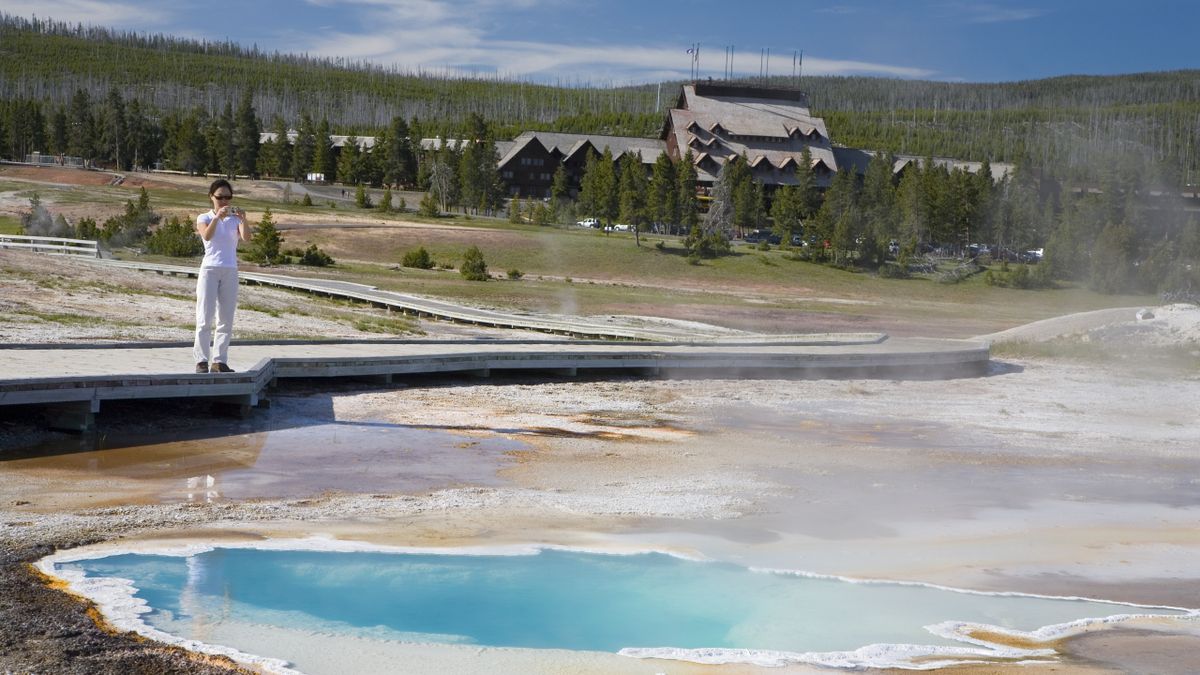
<box><xmin>665</xmin><ymin>83</ymin><xmax>837</xmax><ymax>184</ymax></box>
<box><xmin>259</xmin><ymin>130</ymin><xmax>376</xmax><ymax>150</ymax></box>
<box><xmin>497</xmin><ymin>131</ymin><xmax>665</xmax><ymax>168</ymax></box>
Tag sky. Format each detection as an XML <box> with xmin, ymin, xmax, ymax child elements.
<box><xmin>2</xmin><ymin>0</ymin><xmax>1197</xmax><ymax>85</ymax></box>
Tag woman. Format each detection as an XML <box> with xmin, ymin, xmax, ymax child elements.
<box><xmin>193</xmin><ymin>179</ymin><xmax>250</xmax><ymax>373</ymax></box>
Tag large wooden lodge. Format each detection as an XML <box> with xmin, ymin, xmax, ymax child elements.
<box><xmin>266</xmin><ymin>82</ymin><xmax>1009</xmax><ymax>198</ymax></box>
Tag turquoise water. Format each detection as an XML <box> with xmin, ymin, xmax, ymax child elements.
<box><xmin>61</xmin><ymin>547</ymin><xmax>1185</xmax><ymax>659</ymax></box>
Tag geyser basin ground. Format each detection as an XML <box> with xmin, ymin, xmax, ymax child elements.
<box><xmin>42</xmin><ymin>543</ymin><xmax>1194</xmax><ymax>674</ymax></box>
<box><xmin>7</xmin><ymin>354</ymin><xmax>1200</xmax><ymax>674</ymax></box>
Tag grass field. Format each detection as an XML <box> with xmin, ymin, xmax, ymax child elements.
<box><xmin>1</xmin><ymin>166</ymin><xmax>1160</xmax><ymax>338</ymax></box>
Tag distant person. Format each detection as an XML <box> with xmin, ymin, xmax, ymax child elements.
<box><xmin>193</xmin><ymin>179</ymin><xmax>250</xmax><ymax>373</ymax></box>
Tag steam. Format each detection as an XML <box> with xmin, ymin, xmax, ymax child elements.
<box><xmin>19</xmin><ymin>196</ymin><xmax>73</xmax><ymax>238</ymax></box>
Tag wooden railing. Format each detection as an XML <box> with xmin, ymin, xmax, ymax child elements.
<box><xmin>0</xmin><ymin>234</ymin><xmax>100</xmax><ymax>257</ymax></box>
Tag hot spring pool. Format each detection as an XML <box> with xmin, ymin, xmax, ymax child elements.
<box><xmin>44</xmin><ymin>543</ymin><xmax>1193</xmax><ymax>673</ymax></box>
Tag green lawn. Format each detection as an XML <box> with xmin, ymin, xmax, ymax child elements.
<box><xmin>8</xmin><ymin>174</ymin><xmax>1159</xmax><ymax>338</ymax></box>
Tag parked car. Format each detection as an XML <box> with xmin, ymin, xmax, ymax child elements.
<box><xmin>577</xmin><ymin>217</ymin><xmax>599</xmax><ymax>228</ymax></box>
<box><xmin>743</xmin><ymin>229</ymin><xmax>780</xmax><ymax>245</ymax></box>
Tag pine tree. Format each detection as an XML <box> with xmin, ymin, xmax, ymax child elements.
<box><xmin>458</xmin><ymin>138</ymin><xmax>484</xmax><ymax>214</ymax></box>
<box><xmin>690</xmin><ymin>159</ymin><xmax>737</xmax><ymax>258</ymax></box>
<box><xmin>50</xmin><ymin>108</ymin><xmax>67</xmax><ymax>155</ymax></box>
<box><xmin>831</xmin><ymin>208</ymin><xmax>860</xmax><ymax>266</ymax></box>
<box><xmin>1089</xmin><ymin>221</ymin><xmax>1136</xmax><ymax>293</ymax></box>
<box><xmin>246</xmin><ymin>208</ymin><xmax>284</xmax><ymax>265</ymax></box>
<box><xmin>617</xmin><ymin>152</ymin><xmax>647</xmax><ymax>245</ymax></box>
<box><xmin>339</xmin><ymin>135</ymin><xmax>362</xmax><ymax>185</ymax></box>
<box><xmin>973</xmin><ymin>158</ymin><xmax>996</xmax><ymax>244</ymax></box>
<box><xmin>531</xmin><ymin>200</ymin><xmax>551</xmax><ymax>226</ymax></box>
<box><xmin>648</xmin><ymin>152</ymin><xmax>678</xmax><ymax>232</ymax></box>
<box><xmin>427</xmin><ymin>156</ymin><xmax>455</xmax><ymax>213</ymax></box>
<box><xmin>729</xmin><ymin>156</ymin><xmax>760</xmax><ymax>234</ymax></box>
<box><xmin>460</xmin><ymin>245</ymin><xmax>488</xmax><ymax>281</ymax></box>
<box><xmin>379</xmin><ymin>186</ymin><xmax>393</xmax><ymax>212</ymax></box>
<box><xmin>770</xmin><ymin>186</ymin><xmax>802</xmax><ymax>244</ymax></box>
<box><xmin>99</xmin><ymin>88</ymin><xmax>127</xmax><ymax>169</ymax></box>
<box><xmin>235</xmin><ymin>90</ymin><xmax>260</xmax><ymax>177</ymax></box>
<box><xmin>419</xmin><ymin>190</ymin><xmax>440</xmax><ymax>217</ymax></box>
<box><xmin>67</xmin><ymin>88</ymin><xmax>96</xmax><ymax>161</ymax></box>
<box><xmin>706</xmin><ymin>161</ymin><xmax>736</xmax><ymax>241</ymax></box>
<box><xmin>266</xmin><ymin>115</ymin><xmax>291</xmax><ymax>178</ymax></box>
<box><xmin>217</xmin><ymin>101</ymin><xmax>236</xmax><ymax>178</ymax></box>
<box><xmin>549</xmin><ymin>164</ymin><xmax>571</xmax><ymax>222</ymax></box>
<box><xmin>292</xmin><ymin>112</ymin><xmax>316</xmax><ymax>182</ymax></box>
<box><xmin>355</xmin><ymin>184</ymin><xmax>372</xmax><ymax>208</ymax></box>
<box><xmin>165</xmin><ymin>108</ymin><xmax>206</xmax><ymax>175</ymax></box>
<box><xmin>859</xmin><ymin>152</ymin><xmax>898</xmax><ymax>265</ymax></box>
<box><xmin>577</xmin><ymin>152</ymin><xmax>602</xmax><ymax>220</ymax></box>
<box><xmin>815</xmin><ymin>169</ymin><xmax>860</xmax><ymax>260</ymax></box>
<box><xmin>677</xmin><ymin>150</ymin><xmax>699</xmax><ymax>234</ymax></box>
<box><xmin>594</xmin><ymin>147</ymin><xmax>619</xmax><ymax>227</ymax></box>
<box><xmin>314</xmin><ymin>118</ymin><xmax>335</xmax><ymax>182</ymax></box>
<box><xmin>381</xmin><ymin>116</ymin><xmax>416</xmax><ymax>188</ymax></box>
<box><xmin>794</xmin><ymin>146</ymin><xmax>821</xmax><ymax>218</ymax></box>
<box><xmin>126</xmin><ymin>99</ymin><xmax>159</xmax><ymax>171</ymax></box>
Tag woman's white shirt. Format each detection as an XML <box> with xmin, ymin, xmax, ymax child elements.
<box><xmin>197</xmin><ymin>210</ymin><xmax>240</xmax><ymax>268</ymax></box>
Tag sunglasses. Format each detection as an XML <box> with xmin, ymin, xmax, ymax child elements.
<box><xmin>213</xmin><ymin>194</ymin><xmax>233</xmax><ymax>201</ymax></box>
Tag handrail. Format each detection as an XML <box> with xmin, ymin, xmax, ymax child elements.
<box><xmin>0</xmin><ymin>234</ymin><xmax>100</xmax><ymax>257</ymax></box>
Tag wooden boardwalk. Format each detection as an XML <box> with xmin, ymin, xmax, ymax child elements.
<box><xmin>0</xmin><ymin>251</ymin><xmax>990</xmax><ymax>431</ymax></box>
<box><xmin>0</xmin><ymin>338</ymin><xmax>990</xmax><ymax>431</ymax></box>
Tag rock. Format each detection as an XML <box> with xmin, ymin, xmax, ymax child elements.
<box><xmin>1136</xmin><ymin>309</ymin><xmax>1155</xmax><ymax>321</ymax></box>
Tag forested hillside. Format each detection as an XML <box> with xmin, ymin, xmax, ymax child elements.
<box><xmin>0</xmin><ymin>15</ymin><xmax>661</xmax><ymax>138</ymax></box>
<box><xmin>803</xmin><ymin>74</ymin><xmax>1200</xmax><ymax>186</ymax></box>
<box><xmin>2</xmin><ymin>13</ymin><xmax>1198</xmax><ymax>187</ymax></box>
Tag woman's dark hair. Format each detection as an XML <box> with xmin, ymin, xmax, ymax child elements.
<box><xmin>208</xmin><ymin>178</ymin><xmax>233</xmax><ymax>196</ymax></box>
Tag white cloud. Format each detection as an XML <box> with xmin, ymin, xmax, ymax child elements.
<box><xmin>0</xmin><ymin>0</ymin><xmax>937</xmax><ymax>83</ymax></box>
<box><xmin>0</xmin><ymin>0</ymin><xmax>171</xmax><ymax>27</ymax></box>
<box><xmin>798</xmin><ymin>56</ymin><xmax>934</xmax><ymax>79</ymax></box>
<box><xmin>291</xmin><ymin>0</ymin><xmax>935</xmax><ymax>83</ymax></box>
<box><xmin>943</xmin><ymin>1</ymin><xmax>1046</xmax><ymax>24</ymax></box>
<box><xmin>816</xmin><ymin>5</ymin><xmax>861</xmax><ymax>15</ymax></box>
<box><xmin>302</xmin><ymin>31</ymin><xmax>935</xmax><ymax>83</ymax></box>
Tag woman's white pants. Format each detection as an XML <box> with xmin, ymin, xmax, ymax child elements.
<box><xmin>193</xmin><ymin>266</ymin><xmax>238</xmax><ymax>365</ymax></box>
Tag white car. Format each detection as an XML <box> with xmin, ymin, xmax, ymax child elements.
<box><xmin>577</xmin><ymin>217</ymin><xmax>599</xmax><ymax>228</ymax></box>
